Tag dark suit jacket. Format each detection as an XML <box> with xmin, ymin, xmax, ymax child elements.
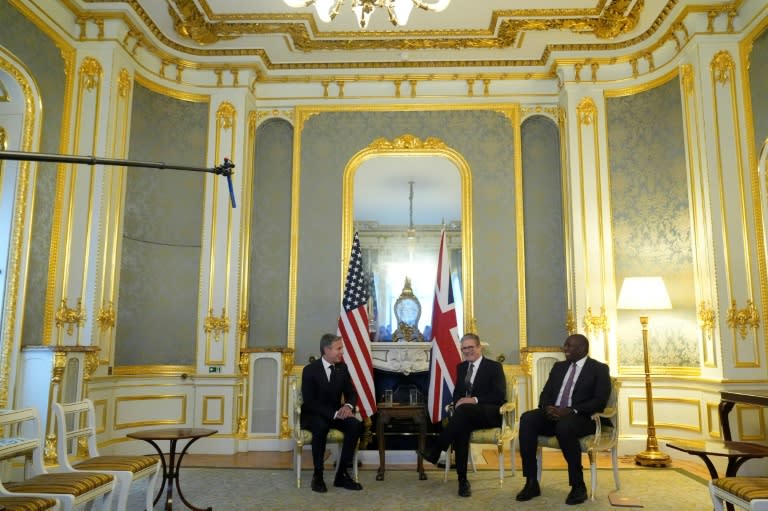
<box><xmin>300</xmin><ymin>358</ymin><xmax>358</xmax><ymax>429</ymax></box>
<box><xmin>453</xmin><ymin>357</ymin><xmax>506</xmax><ymax>407</ymax></box>
<box><xmin>538</xmin><ymin>357</ymin><xmax>611</xmax><ymax>416</ymax></box>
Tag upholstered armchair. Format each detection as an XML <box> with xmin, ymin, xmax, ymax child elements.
<box><xmin>710</xmin><ymin>477</ymin><xmax>768</xmax><ymax>510</ymax></box>
<box><xmin>443</xmin><ymin>365</ymin><xmax>519</xmax><ymax>487</ymax></box>
<box><xmin>290</xmin><ymin>375</ymin><xmax>360</xmax><ymax>488</ymax></box>
<box><xmin>536</xmin><ymin>377</ymin><xmax>621</xmax><ymax>500</ymax></box>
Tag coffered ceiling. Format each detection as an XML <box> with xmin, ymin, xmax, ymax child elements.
<box><xmin>71</xmin><ymin>0</ymin><xmax>731</xmax><ymax>74</ymax></box>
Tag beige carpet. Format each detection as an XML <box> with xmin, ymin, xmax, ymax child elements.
<box><xmin>126</xmin><ymin>465</ymin><xmax>712</xmax><ymax>510</ymax></box>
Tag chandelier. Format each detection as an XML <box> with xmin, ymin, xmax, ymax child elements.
<box><xmin>283</xmin><ymin>0</ymin><xmax>451</xmax><ymax>29</ymax></box>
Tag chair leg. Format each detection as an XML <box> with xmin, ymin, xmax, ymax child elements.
<box><xmin>470</xmin><ymin>446</ymin><xmax>477</xmax><ymax>473</ymax></box>
<box><xmin>611</xmin><ymin>447</ymin><xmax>620</xmax><ymax>490</ymax></box>
<box><xmin>295</xmin><ymin>446</ymin><xmax>302</xmax><ymax>488</ymax></box>
<box><xmin>352</xmin><ymin>450</ymin><xmax>359</xmax><ymax>482</ymax></box>
<box><xmin>146</xmin><ymin>464</ymin><xmax>162</xmax><ymax>511</ymax></box>
<box><xmin>536</xmin><ymin>446</ymin><xmax>543</xmax><ymax>481</ymax></box>
<box><xmin>509</xmin><ymin>438</ymin><xmax>516</xmax><ymax>477</ymax></box>
<box><xmin>588</xmin><ymin>450</ymin><xmax>597</xmax><ymax>501</ymax></box>
<box><xmin>443</xmin><ymin>446</ymin><xmax>451</xmax><ymax>482</ymax></box>
<box><xmin>497</xmin><ymin>444</ymin><xmax>504</xmax><ymax>487</ymax></box>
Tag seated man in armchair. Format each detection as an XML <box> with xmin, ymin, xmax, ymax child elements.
<box><xmin>301</xmin><ymin>333</ymin><xmax>364</xmax><ymax>493</ymax></box>
<box><xmin>421</xmin><ymin>333</ymin><xmax>506</xmax><ymax>497</ymax></box>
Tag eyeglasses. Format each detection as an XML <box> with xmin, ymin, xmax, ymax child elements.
<box><xmin>460</xmin><ymin>345</ymin><xmax>477</xmax><ymax>351</ymax></box>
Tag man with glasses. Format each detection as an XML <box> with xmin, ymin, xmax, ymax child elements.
<box><xmin>421</xmin><ymin>333</ymin><xmax>506</xmax><ymax>497</ymax></box>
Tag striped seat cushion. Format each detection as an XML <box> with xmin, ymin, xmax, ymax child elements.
<box><xmin>73</xmin><ymin>455</ymin><xmax>158</xmax><ymax>473</ymax></box>
<box><xmin>5</xmin><ymin>472</ymin><xmax>113</xmax><ymax>496</ymax></box>
<box><xmin>299</xmin><ymin>429</ymin><xmax>345</xmax><ymax>444</ymax></box>
<box><xmin>713</xmin><ymin>477</ymin><xmax>768</xmax><ymax>501</ymax></box>
<box><xmin>0</xmin><ymin>496</ymin><xmax>58</xmax><ymax>511</ymax></box>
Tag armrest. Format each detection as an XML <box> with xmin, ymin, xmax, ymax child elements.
<box><xmin>589</xmin><ymin>407</ymin><xmax>617</xmax><ymax>440</ymax></box>
<box><xmin>290</xmin><ymin>377</ymin><xmax>302</xmax><ymax>440</ymax></box>
<box><xmin>500</xmin><ymin>401</ymin><xmax>517</xmax><ymax>430</ymax></box>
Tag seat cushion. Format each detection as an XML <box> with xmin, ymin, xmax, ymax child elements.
<box><xmin>538</xmin><ymin>426</ymin><xmax>615</xmax><ymax>451</ymax></box>
<box><xmin>299</xmin><ymin>429</ymin><xmax>346</xmax><ymax>445</ymax></box>
<box><xmin>713</xmin><ymin>477</ymin><xmax>768</xmax><ymax>501</ymax></box>
<box><xmin>0</xmin><ymin>496</ymin><xmax>58</xmax><ymax>511</ymax></box>
<box><xmin>5</xmin><ymin>472</ymin><xmax>113</xmax><ymax>496</ymax></box>
<box><xmin>74</xmin><ymin>454</ymin><xmax>158</xmax><ymax>473</ymax></box>
<box><xmin>470</xmin><ymin>428</ymin><xmax>502</xmax><ymax>444</ymax></box>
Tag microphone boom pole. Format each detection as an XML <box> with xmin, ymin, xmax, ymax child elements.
<box><xmin>0</xmin><ymin>149</ymin><xmax>237</xmax><ymax>208</ymax></box>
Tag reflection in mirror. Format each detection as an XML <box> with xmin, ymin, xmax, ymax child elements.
<box><xmin>353</xmin><ymin>155</ymin><xmax>462</xmax><ymax>342</ymax></box>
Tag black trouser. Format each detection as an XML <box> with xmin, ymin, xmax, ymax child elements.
<box><xmin>518</xmin><ymin>408</ymin><xmax>596</xmax><ymax>487</ymax></box>
<box><xmin>305</xmin><ymin>415</ymin><xmax>362</xmax><ymax>474</ymax></box>
<box><xmin>435</xmin><ymin>404</ymin><xmax>500</xmax><ymax>478</ymax></box>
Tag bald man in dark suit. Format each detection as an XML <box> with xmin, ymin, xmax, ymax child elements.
<box><xmin>516</xmin><ymin>333</ymin><xmax>611</xmax><ymax>505</ymax></box>
<box><xmin>421</xmin><ymin>333</ymin><xmax>506</xmax><ymax>498</ymax></box>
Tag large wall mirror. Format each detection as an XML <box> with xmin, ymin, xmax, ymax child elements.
<box><xmin>342</xmin><ymin>135</ymin><xmax>473</xmax><ymax>342</ymax></box>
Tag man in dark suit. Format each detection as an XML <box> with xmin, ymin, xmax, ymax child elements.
<box><xmin>516</xmin><ymin>333</ymin><xmax>611</xmax><ymax>505</ymax></box>
<box><xmin>301</xmin><ymin>333</ymin><xmax>363</xmax><ymax>493</ymax></box>
<box><xmin>421</xmin><ymin>333</ymin><xmax>506</xmax><ymax>497</ymax></box>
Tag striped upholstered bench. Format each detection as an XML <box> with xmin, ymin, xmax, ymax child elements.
<box><xmin>710</xmin><ymin>477</ymin><xmax>768</xmax><ymax>510</ymax></box>
<box><xmin>0</xmin><ymin>496</ymin><xmax>59</xmax><ymax>511</ymax></box>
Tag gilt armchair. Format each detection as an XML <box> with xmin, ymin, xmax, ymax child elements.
<box><xmin>443</xmin><ymin>365</ymin><xmax>519</xmax><ymax>487</ymax></box>
<box><xmin>290</xmin><ymin>375</ymin><xmax>359</xmax><ymax>488</ymax></box>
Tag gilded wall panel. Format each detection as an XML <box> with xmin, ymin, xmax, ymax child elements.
<box><xmin>607</xmin><ymin>78</ymin><xmax>699</xmax><ymax>369</ymax></box>
<box><xmin>295</xmin><ymin>109</ymin><xmax>516</xmax><ymax>364</ymax></box>
<box><xmin>749</xmin><ymin>28</ymin><xmax>768</xmax><ymax>163</ymax></box>
<box><xmin>248</xmin><ymin>118</ymin><xmax>292</xmax><ymax>347</ymax></box>
<box><xmin>1</xmin><ymin>0</ymin><xmax>66</xmax><ymax>345</ymax></box>
<box><xmin>521</xmin><ymin>115</ymin><xmax>567</xmax><ymax>346</ymax></box>
<box><xmin>115</xmin><ymin>83</ymin><xmax>207</xmax><ymax>366</ymax></box>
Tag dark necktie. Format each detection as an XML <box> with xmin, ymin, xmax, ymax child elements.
<box><xmin>328</xmin><ymin>364</ymin><xmax>336</xmax><ymax>383</ymax></box>
<box><xmin>558</xmin><ymin>363</ymin><xmax>576</xmax><ymax>407</ymax></box>
<box><xmin>465</xmin><ymin>362</ymin><xmax>474</xmax><ymax>396</ymax></box>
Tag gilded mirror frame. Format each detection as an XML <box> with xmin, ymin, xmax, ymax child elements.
<box><xmin>341</xmin><ymin>134</ymin><xmax>474</xmax><ymax>329</ymax></box>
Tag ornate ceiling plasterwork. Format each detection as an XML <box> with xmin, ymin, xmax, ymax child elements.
<box><xmin>66</xmin><ymin>0</ymin><xmax>744</xmax><ymax>80</ymax></box>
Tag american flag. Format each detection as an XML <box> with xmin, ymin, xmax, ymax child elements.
<box><xmin>338</xmin><ymin>232</ymin><xmax>377</xmax><ymax>419</ymax></box>
<box><xmin>427</xmin><ymin>229</ymin><xmax>462</xmax><ymax>423</ymax></box>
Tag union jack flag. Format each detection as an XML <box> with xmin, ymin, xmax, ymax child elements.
<box><xmin>338</xmin><ymin>232</ymin><xmax>377</xmax><ymax>419</ymax></box>
<box><xmin>427</xmin><ymin>229</ymin><xmax>462</xmax><ymax>423</ymax></box>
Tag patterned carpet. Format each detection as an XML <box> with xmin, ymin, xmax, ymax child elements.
<box><xmin>126</xmin><ymin>465</ymin><xmax>712</xmax><ymax>510</ymax></box>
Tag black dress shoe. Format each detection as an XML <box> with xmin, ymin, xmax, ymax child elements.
<box><xmin>515</xmin><ymin>479</ymin><xmax>541</xmax><ymax>501</ymax></box>
<box><xmin>311</xmin><ymin>473</ymin><xmax>327</xmax><ymax>493</ymax></box>
<box><xmin>458</xmin><ymin>478</ymin><xmax>472</xmax><ymax>497</ymax></box>
<box><xmin>565</xmin><ymin>484</ymin><xmax>588</xmax><ymax>505</ymax></box>
<box><xmin>419</xmin><ymin>448</ymin><xmax>440</xmax><ymax>466</ymax></box>
<box><xmin>334</xmin><ymin>470</ymin><xmax>363</xmax><ymax>491</ymax></box>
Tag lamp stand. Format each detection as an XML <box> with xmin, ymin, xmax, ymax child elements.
<box><xmin>634</xmin><ymin>315</ymin><xmax>671</xmax><ymax>467</ymax></box>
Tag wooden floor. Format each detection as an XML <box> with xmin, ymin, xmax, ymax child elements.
<box><xmin>181</xmin><ymin>450</ymin><xmax>711</xmax><ymax>480</ymax></box>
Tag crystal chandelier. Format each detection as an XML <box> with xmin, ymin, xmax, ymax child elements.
<box><xmin>283</xmin><ymin>0</ymin><xmax>451</xmax><ymax>29</ymax></box>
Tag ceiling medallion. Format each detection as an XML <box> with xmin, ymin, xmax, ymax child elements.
<box><xmin>283</xmin><ymin>0</ymin><xmax>451</xmax><ymax>29</ymax></box>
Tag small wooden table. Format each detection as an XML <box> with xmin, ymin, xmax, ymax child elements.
<box><xmin>127</xmin><ymin>427</ymin><xmax>216</xmax><ymax>511</ymax></box>
<box><xmin>376</xmin><ymin>403</ymin><xmax>428</xmax><ymax>481</ymax></box>
<box><xmin>719</xmin><ymin>390</ymin><xmax>768</xmax><ymax>441</ymax></box>
<box><xmin>667</xmin><ymin>439</ymin><xmax>768</xmax><ymax>479</ymax></box>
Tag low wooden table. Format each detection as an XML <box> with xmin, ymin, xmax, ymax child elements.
<box><xmin>719</xmin><ymin>390</ymin><xmax>768</xmax><ymax>441</ymax></box>
<box><xmin>127</xmin><ymin>427</ymin><xmax>216</xmax><ymax>511</ymax></box>
<box><xmin>667</xmin><ymin>439</ymin><xmax>768</xmax><ymax>479</ymax></box>
<box><xmin>376</xmin><ymin>403</ymin><xmax>428</xmax><ymax>481</ymax></box>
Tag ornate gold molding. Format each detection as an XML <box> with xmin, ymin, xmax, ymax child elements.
<box><xmin>55</xmin><ymin>298</ymin><xmax>86</xmax><ymax>336</ymax></box>
<box><xmin>583</xmin><ymin>306</ymin><xmax>609</xmax><ymax>334</ymax></box>
<box><xmin>84</xmin><ymin>351</ymin><xmax>99</xmax><ymax>381</ymax></box>
<box><xmin>726</xmin><ymin>299</ymin><xmax>760</xmax><ymax>339</ymax></box>
<box><xmin>79</xmin><ymin>57</ymin><xmax>102</xmax><ymax>91</ymax></box>
<box><xmin>565</xmin><ymin>309</ymin><xmax>577</xmax><ymax>335</ymax></box>
<box><xmin>697</xmin><ymin>300</ymin><xmax>715</xmax><ymax>334</ymax></box>
<box><xmin>217</xmin><ymin>101</ymin><xmax>236</xmax><ymax>130</ymax></box>
<box><xmin>169</xmin><ymin>0</ymin><xmax>238</xmax><ymax>45</ymax></box>
<box><xmin>96</xmin><ymin>301</ymin><xmax>115</xmax><ymax>332</ymax></box>
<box><xmin>368</xmin><ymin>134</ymin><xmax>447</xmax><ymax>151</ymax></box>
<box><xmin>0</xmin><ymin>127</ymin><xmax>6</xmax><ymax>149</ymax></box>
<box><xmin>204</xmin><ymin>308</ymin><xmax>230</xmax><ymax>342</ymax></box>
<box><xmin>711</xmin><ymin>50</ymin><xmax>734</xmax><ymax>86</ymax></box>
<box><xmin>117</xmin><ymin>68</ymin><xmax>131</xmax><ymax>98</ymax></box>
<box><xmin>576</xmin><ymin>97</ymin><xmax>597</xmax><ymax>125</ymax></box>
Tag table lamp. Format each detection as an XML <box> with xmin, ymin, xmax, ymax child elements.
<box><xmin>616</xmin><ymin>276</ymin><xmax>672</xmax><ymax>467</ymax></box>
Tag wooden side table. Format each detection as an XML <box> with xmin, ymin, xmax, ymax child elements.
<box><xmin>376</xmin><ymin>403</ymin><xmax>428</xmax><ymax>481</ymax></box>
<box><xmin>127</xmin><ymin>427</ymin><xmax>216</xmax><ymax>511</ymax></box>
